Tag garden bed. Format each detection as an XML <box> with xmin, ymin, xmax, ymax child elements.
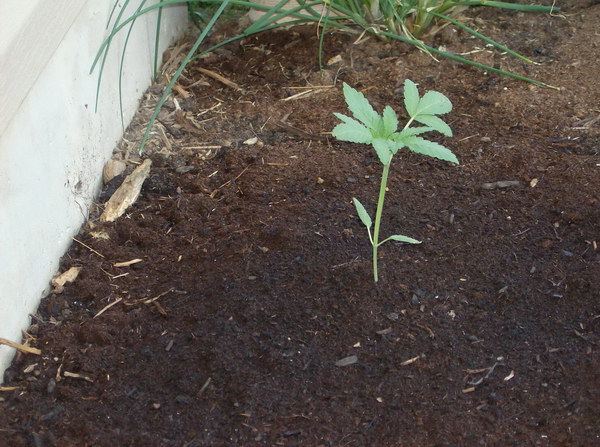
<box><xmin>2</xmin><ymin>2</ymin><xmax>600</xmax><ymax>446</ymax></box>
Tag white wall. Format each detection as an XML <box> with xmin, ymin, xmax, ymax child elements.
<box><xmin>0</xmin><ymin>1</ymin><xmax>188</xmax><ymax>378</ymax></box>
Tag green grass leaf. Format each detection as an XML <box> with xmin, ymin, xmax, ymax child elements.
<box><xmin>404</xmin><ymin>79</ymin><xmax>420</xmax><ymax>117</ymax></box>
<box><xmin>353</xmin><ymin>198</ymin><xmax>372</xmax><ymax>229</ymax></box>
<box><xmin>403</xmin><ymin>136</ymin><xmax>459</xmax><ymax>164</ymax></box>
<box><xmin>343</xmin><ymin>83</ymin><xmax>380</xmax><ymax>128</ymax></box>
<box><xmin>413</xmin><ymin>114</ymin><xmax>452</xmax><ymax>137</ymax></box>
<box><xmin>332</xmin><ymin>113</ymin><xmax>372</xmax><ymax>144</ymax></box>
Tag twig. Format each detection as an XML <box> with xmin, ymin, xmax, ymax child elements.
<box><xmin>0</xmin><ymin>337</ymin><xmax>41</xmax><ymax>355</ymax></box>
<box><xmin>467</xmin><ymin>360</ymin><xmax>503</xmax><ymax>386</ymax></box>
<box><xmin>198</xmin><ymin>377</ymin><xmax>212</xmax><ymax>396</ymax></box>
<box><xmin>196</xmin><ymin>67</ymin><xmax>241</xmax><ymax>91</ymax></box>
<box><xmin>94</xmin><ymin>298</ymin><xmax>123</xmax><ymax>319</ymax></box>
<box><xmin>210</xmin><ymin>166</ymin><xmax>250</xmax><ymax>198</ymax></box>
<box><xmin>72</xmin><ymin>237</ymin><xmax>105</xmax><ymax>258</ymax></box>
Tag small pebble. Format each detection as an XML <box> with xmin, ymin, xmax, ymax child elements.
<box><xmin>46</xmin><ymin>379</ymin><xmax>56</xmax><ymax>394</ymax></box>
<box><xmin>346</xmin><ymin>177</ymin><xmax>357</xmax><ymax>183</ymax></box>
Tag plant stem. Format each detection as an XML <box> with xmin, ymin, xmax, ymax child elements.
<box><xmin>372</xmin><ymin>161</ymin><xmax>391</xmax><ymax>282</ymax></box>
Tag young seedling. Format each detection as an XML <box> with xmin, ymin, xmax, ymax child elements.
<box><xmin>332</xmin><ymin>80</ymin><xmax>458</xmax><ymax>282</ymax></box>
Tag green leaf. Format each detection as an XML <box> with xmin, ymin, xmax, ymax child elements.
<box><xmin>353</xmin><ymin>198</ymin><xmax>372</xmax><ymax>229</ymax></box>
<box><xmin>387</xmin><ymin>138</ymin><xmax>406</xmax><ymax>155</ymax></box>
<box><xmin>332</xmin><ymin>113</ymin><xmax>372</xmax><ymax>144</ymax></box>
<box><xmin>397</xmin><ymin>126</ymin><xmax>435</xmax><ymax>137</ymax></box>
<box><xmin>414</xmin><ymin>114</ymin><xmax>453</xmax><ymax>137</ymax></box>
<box><xmin>342</xmin><ymin>83</ymin><xmax>379</xmax><ymax>128</ymax></box>
<box><xmin>387</xmin><ymin>235</ymin><xmax>421</xmax><ymax>244</ymax></box>
<box><xmin>372</xmin><ymin>138</ymin><xmax>392</xmax><ymax>165</ymax></box>
<box><xmin>382</xmin><ymin>106</ymin><xmax>398</xmax><ymax>135</ymax></box>
<box><xmin>414</xmin><ymin>90</ymin><xmax>452</xmax><ymax>116</ymax></box>
<box><xmin>403</xmin><ymin>136</ymin><xmax>459</xmax><ymax>164</ymax></box>
<box><xmin>404</xmin><ymin>79</ymin><xmax>420</xmax><ymax>117</ymax></box>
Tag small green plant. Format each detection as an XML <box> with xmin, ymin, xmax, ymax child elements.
<box><xmin>332</xmin><ymin>80</ymin><xmax>458</xmax><ymax>282</ymax></box>
<box><xmin>93</xmin><ymin>0</ymin><xmax>559</xmax><ymax>154</ymax></box>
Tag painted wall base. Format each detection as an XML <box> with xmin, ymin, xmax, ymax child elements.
<box><xmin>0</xmin><ymin>1</ymin><xmax>187</xmax><ymax>379</ymax></box>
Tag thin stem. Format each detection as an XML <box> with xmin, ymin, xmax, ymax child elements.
<box><xmin>372</xmin><ymin>160</ymin><xmax>392</xmax><ymax>282</ymax></box>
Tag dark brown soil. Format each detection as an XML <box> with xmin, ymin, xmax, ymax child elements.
<box><xmin>2</xmin><ymin>2</ymin><xmax>600</xmax><ymax>446</ymax></box>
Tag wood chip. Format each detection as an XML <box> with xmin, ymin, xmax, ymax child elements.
<box><xmin>503</xmin><ymin>370</ymin><xmax>515</xmax><ymax>381</ymax></box>
<box><xmin>51</xmin><ymin>266</ymin><xmax>81</xmax><ymax>293</ymax></box>
<box><xmin>100</xmin><ymin>159</ymin><xmax>152</xmax><ymax>222</ymax></box>
<box><xmin>376</xmin><ymin>327</ymin><xmax>392</xmax><ymax>335</ymax></box>
<box><xmin>0</xmin><ymin>337</ymin><xmax>41</xmax><ymax>355</ymax></box>
<box><xmin>480</xmin><ymin>180</ymin><xmax>521</xmax><ymax>190</ymax></box>
<box><xmin>400</xmin><ymin>356</ymin><xmax>420</xmax><ymax>366</ymax></box>
<box><xmin>113</xmin><ymin>259</ymin><xmax>143</xmax><ymax>268</ymax></box>
<box><xmin>335</xmin><ymin>355</ymin><xmax>358</xmax><ymax>367</ymax></box>
<box><xmin>462</xmin><ymin>387</ymin><xmax>476</xmax><ymax>393</ymax></box>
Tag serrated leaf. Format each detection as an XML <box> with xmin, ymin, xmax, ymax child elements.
<box><xmin>404</xmin><ymin>136</ymin><xmax>459</xmax><ymax>164</ymax></box>
<box><xmin>343</xmin><ymin>83</ymin><xmax>379</xmax><ymax>128</ymax></box>
<box><xmin>372</xmin><ymin>138</ymin><xmax>392</xmax><ymax>165</ymax></box>
<box><xmin>382</xmin><ymin>106</ymin><xmax>398</xmax><ymax>136</ymax></box>
<box><xmin>404</xmin><ymin>79</ymin><xmax>420</xmax><ymax>117</ymax></box>
<box><xmin>353</xmin><ymin>198</ymin><xmax>372</xmax><ymax>229</ymax></box>
<box><xmin>397</xmin><ymin>126</ymin><xmax>435</xmax><ymax>137</ymax></box>
<box><xmin>414</xmin><ymin>114</ymin><xmax>453</xmax><ymax>137</ymax></box>
<box><xmin>414</xmin><ymin>90</ymin><xmax>452</xmax><ymax>116</ymax></box>
<box><xmin>388</xmin><ymin>235</ymin><xmax>421</xmax><ymax>244</ymax></box>
<box><xmin>332</xmin><ymin>113</ymin><xmax>372</xmax><ymax>144</ymax></box>
<box><xmin>387</xmin><ymin>138</ymin><xmax>406</xmax><ymax>155</ymax></box>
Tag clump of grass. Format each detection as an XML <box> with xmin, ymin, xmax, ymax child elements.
<box><xmin>92</xmin><ymin>0</ymin><xmax>559</xmax><ymax>153</ymax></box>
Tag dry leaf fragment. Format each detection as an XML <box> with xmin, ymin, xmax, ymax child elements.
<box><xmin>335</xmin><ymin>355</ymin><xmax>358</xmax><ymax>367</ymax></box>
<box><xmin>327</xmin><ymin>54</ymin><xmax>343</xmax><ymax>65</ymax></box>
<box><xmin>243</xmin><ymin>137</ymin><xmax>258</xmax><ymax>145</ymax></box>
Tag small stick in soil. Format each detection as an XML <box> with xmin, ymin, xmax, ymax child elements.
<box><xmin>72</xmin><ymin>237</ymin><xmax>105</xmax><ymax>258</ymax></box>
<box><xmin>93</xmin><ymin>297</ymin><xmax>123</xmax><ymax>319</ymax></box>
<box><xmin>210</xmin><ymin>165</ymin><xmax>250</xmax><ymax>198</ymax></box>
<box><xmin>198</xmin><ymin>377</ymin><xmax>212</xmax><ymax>397</ymax></box>
<box><xmin>143</xmin><ymin>288</ymin><xmax>174</xmax><ymax>304</ymax></box>
<box><xmin>0</xmin><ymin>337</ymin><xmax>41</xmax><ymax>355</ymax></box>
<box><xmin>113</xmin><ymin>258</ymin><xmax>143</xmax><ymax>268</ymax></box>
<box><xmin>400</xmin><ymin>356</ymin><xmax>420</xmax><ymax>366</ymax></box>
<box><xmin>415</xmin><ymin>322</ymin><xmax>435</xmax><ymax>338</ymax></box>
<box><xmin>466</xmin><ymin>360</ymin><xmax>503</xmax><ymax>386</ymax></box>
<box><xmin>196</xmin><ymin>67</ymin><xmax>241</xmax><ymax>91</ymax></box>
<box><xmin>0</xmin><ymin>386</ymin><xmax>21</xmax><ymax>392</ymax></box>
<box><xmin>63</xmin><ymin>371</ymin><xmax>94</xmax><ymax>383</ymax></box>
<box><xmin>153</xmin><ymin>301</ymin><xmax>168</xmax><ymax>316</ymax></box>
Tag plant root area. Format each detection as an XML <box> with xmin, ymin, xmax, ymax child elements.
<box><xmin>2</xmin><ymin>2</ymin><xmax>600</xmax><ymax>446</ymax></box>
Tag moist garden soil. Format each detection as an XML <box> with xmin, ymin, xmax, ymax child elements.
<box><xmin>2</xmin><ymin>2</ymin><xmax>600</xmax><ymax>446</ymax></box>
